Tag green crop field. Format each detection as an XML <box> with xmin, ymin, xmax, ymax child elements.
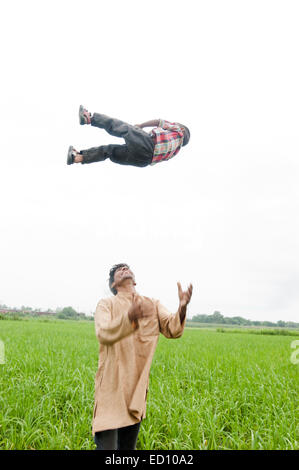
<box><xmin>0</xmin><ymin>319</ymin><xmax>298</xmax><ymax>450</ymax></box>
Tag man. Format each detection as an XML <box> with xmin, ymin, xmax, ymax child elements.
<box><xmin>92</xmin><ymin>263</ymin><xmax>193</xmax><ymax>450</ymax></box>
<box><xmin>67</xmin><ymin>105</ymin><xmax>190</xmax><ymax>168</ymax></box>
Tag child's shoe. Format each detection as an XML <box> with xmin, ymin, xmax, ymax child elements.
<box><xmin>79</xmin><ymin>105</ymin><xmax>91</xmax><ymax>125</ymax></box>
<box><xmin>67</xmin><ymin>145</ymin><xmax>76</xmax><ymax>165</ymax></box>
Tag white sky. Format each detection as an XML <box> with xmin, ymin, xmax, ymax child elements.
<box><xmin>0</xmin><ymin>0</ymin><xmax>298</xmax><ymax>322</ymax></box>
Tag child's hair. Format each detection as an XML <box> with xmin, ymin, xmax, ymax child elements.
<box><xmin>178</xmin><ymin>124</ymin><xmax>190</xmax><ymax>146</ymax></box>
<box><xmin>108</xmin><ymin>263</ymin><xmax>130</xmax><ymax>295</ymax></box>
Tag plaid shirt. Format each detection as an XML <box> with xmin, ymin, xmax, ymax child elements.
<box><xmin>150</xmin><ymin>119</ymin><xmax>185</xmax><ymax>165</ymax></box>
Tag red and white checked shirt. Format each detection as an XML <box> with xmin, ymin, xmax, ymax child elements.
<box><xmin>150</xmin><ymin>119</ymin><xmax>185</xmax><ymax>165</ymax></box>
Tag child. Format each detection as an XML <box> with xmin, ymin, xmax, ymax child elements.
<box><xmin>67</xmin><ymin>106</ymin><xmax>190</xmax><ymax>168</ymax></box>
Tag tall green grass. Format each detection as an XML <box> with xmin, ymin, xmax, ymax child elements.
<box><xmin>0</xmin><ymin>321</ymin><xmax>298</xmax><ymax>449</ymax></box>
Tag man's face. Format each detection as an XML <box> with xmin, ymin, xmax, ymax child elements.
<box><xmin>112</xmin><ymin>265</ymin><xmax>136</xmax><ymax>289</ymax></box>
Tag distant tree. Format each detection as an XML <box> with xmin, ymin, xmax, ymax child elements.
<box><xmin>61</xmin><ymin>306</ymin><xmax>78</xmax><ymax>317</ymax></box>
<box><xmin>261</xmin><ymin>321</ymin><xmax>276</xmax><ymax>327</ymax></box>
<box><xmin>21</xmin><ymin>306</ymin><xmax>33</xmax><ymax>312</ymax></box>
<box><xmin>191</xmin><ymin>314</ymin><xmax>210</xmax><ymax>322</ymax></box>
<box><xmin>232</xmin><ymin>316</ymin><xmax>247</xmax><ymax>325</ymax></box>
<box><xmin>277</xmin><ymin>320</ymin><xmax>286</xmax><ymax>327</ymax></box>
<box><xmin>211</xmin><ymin>311</ymin><xmax>224</xmax><ymax>323</ymax></box>
<box><xmin>57</xmin><ymin>312</ymin><xmax>67</xmax><ymax>319</ymax></box>
<box><xmin>285</xmin><ymin>322</ymin><xmax>298</xmax><ymax>328</ymax></box>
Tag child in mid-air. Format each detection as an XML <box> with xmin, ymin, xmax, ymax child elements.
<box><xmin>67</xmin><ymin>106</ymin><xmax>190</xmax><ymax>168</ymax></box>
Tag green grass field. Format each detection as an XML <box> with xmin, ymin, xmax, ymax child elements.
<box><xmin>0</xmin><ymin>319</ymin><xmax>298</xmax><ymax>450</ymax></box>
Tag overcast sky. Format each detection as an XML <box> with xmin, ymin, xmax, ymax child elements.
<box><xmin>0</xmin><ymin>0</ymin><xmax>298</xmax><ymax>322</ymax></box>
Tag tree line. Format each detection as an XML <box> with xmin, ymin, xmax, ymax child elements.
<box><xmin>0</xmin><ymin>304</ymin><xmax>93</xmax><ymax>321</ymax></box>
<box><xmin>1</xmin><ymin>303</ymin><xmax>298</xmax><ymax>328</ymax></box>
<box><xmin>190</xmin><ymin>310</ymin><xmax>299</xmax><ymax>328</ymax></box>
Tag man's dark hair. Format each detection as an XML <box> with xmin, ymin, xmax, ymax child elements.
<box><xmin>178</xmin><ymin>123</ymin><xmax>190</xmax><ymax>146</ymax></box>
<box><xmin>108</xmin><ymin>263</ymin><xmax>130</xmax><ymax>295</ymax></box>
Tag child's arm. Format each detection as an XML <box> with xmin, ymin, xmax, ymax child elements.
<box><xmin>135</xmin><ymin>119</ymin><xmax>160</xmax><ymax>128</ymax></box>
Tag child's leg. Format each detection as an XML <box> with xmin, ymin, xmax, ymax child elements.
<box><xmin>90</xmin><ymin>113</ymin><xmax>154</xmax><ymax>166</ymax></box>
<box><xmin>79</xmin><ymin>144</ymin><xmax>133</xmax><ymax>166</ymax></box>
<box><xmin>91</xmin><ymin>113</ymin><xmax>132</xmax><ymax>139</ymax></box>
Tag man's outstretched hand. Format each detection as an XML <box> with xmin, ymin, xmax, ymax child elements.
<box><xmin>177</xmin><ymin>282</ymin><xmax>193</xmax><ymax>325</ymax></box>
<box><xmin>177</xmin><ymin>282</ymin><xmax>193</xmax><ymax>309</ymax></box>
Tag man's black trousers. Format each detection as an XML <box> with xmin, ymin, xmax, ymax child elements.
<box><xmin>93</xmin><ymin>422</ymin><xmax>141</xmax><ymax>450</ymax></box>
<box><xmin>80</xmin><ymin>113</ymin><xmax>154</xmax><ymax>168</ymax></box>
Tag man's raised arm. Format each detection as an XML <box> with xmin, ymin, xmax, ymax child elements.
<box><xmin>155</xmin><ymin>283</ymin><xmax>193</xmax><ymax>339</ymax></box>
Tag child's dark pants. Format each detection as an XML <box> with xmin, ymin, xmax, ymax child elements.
<box><xmin>93</xmin><ymin>422</ymin><xmax>141</xmax><ymax>450</ymax></box>
<box><xmin>80</xmin><ymin>113</ymin><xmax>154</xmax><ymax>168</ymax></box>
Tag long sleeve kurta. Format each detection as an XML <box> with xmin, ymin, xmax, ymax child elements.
<box><xmin>92</xmin><ymin>291</ymin><xmax>186</xmax><ymax>434</ymax></box>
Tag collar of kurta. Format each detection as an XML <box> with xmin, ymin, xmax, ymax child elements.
<box><xmin>116</xmin><ymin>291</ymin><xmax>138</xmax><ymax>299</ymax></box>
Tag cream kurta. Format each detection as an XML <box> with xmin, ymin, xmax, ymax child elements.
<box><xmin>92</xmin><ymin>291</ymin><xmax>186</xmax><ymax>434</ymax></box>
